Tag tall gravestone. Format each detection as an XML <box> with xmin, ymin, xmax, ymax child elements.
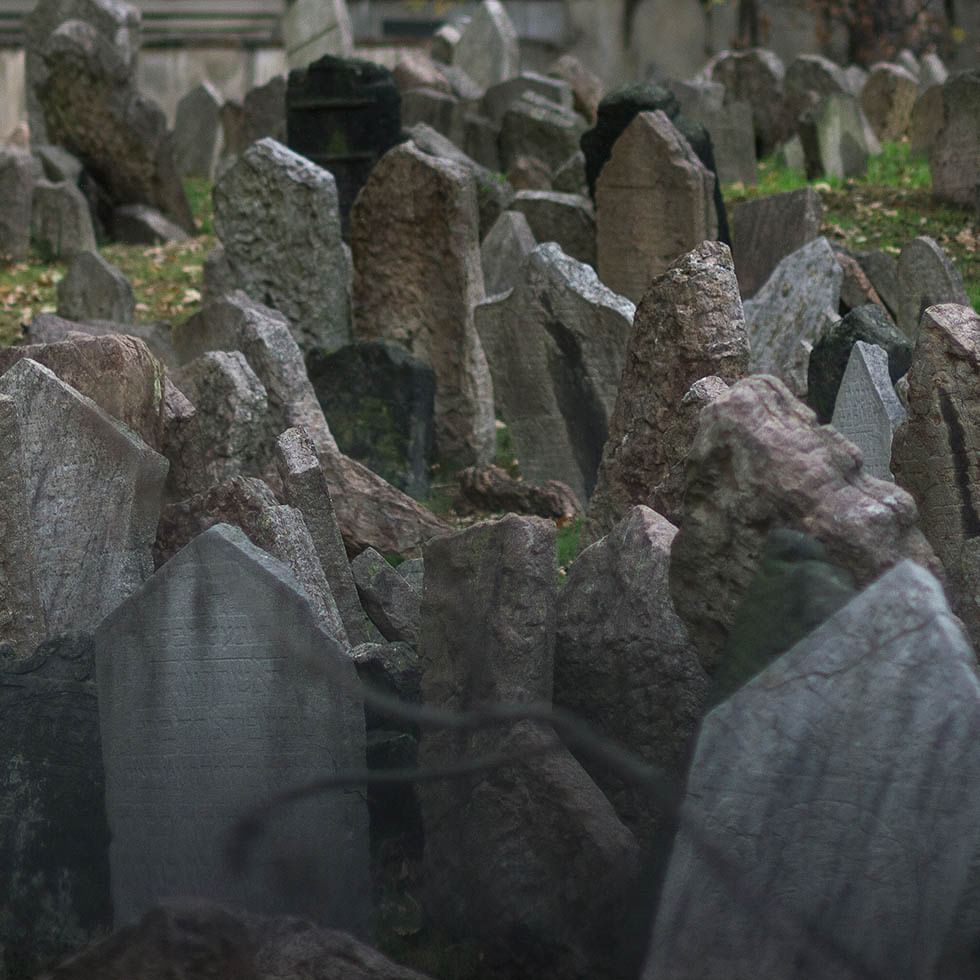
<box><xmin>173</xmin><ymin>81</ymin><xmax>224</xmax><ymax>180</ymax></box>
<box><xmin>94</xmin><ymin>524</ymin><xmax>370</xmax><ymax>933</ymax></box>
<box><xmin>896</xmin><ymin>235</ymin><xmax>970</xmax><ymax>337</ymax></box>
<box><xmin>930</xmin><ymin>70</ymin><xmax>980</xmax><ymax>208</ymax></box>
<box><xmin>282</xmin><ymin>0</ymin><xmax>353</xmax><ymax>70</ymax></box>
<box><xmin>596</xmin><ymin>110</ymin><xmax>717</xmax><ymax>304</ymax></box>
<box><xmin>351</xmin><ymin>141</ymin><xmax>494</xmax><ymax>470</ymax></box>
<box><xmin>286</xmin><ymin>54</ymin><xmax>402</xmax><ymax>238</ymax></box>
<box><xmin>0</xmin><ymin>358</ymin><xmax>167</xmax><ymax>636</ymax></box>
<box><xmin>451</xmin><ymin>0</ymin><xmax>519</xmax><ymax>91</ymax></box>
<box><xmin>0</xmin><ymin>635</ymin><xmax>112</xmax><ymax>979</ymax></box>
<box><xmin>474</xmin><ymin>242</ymin><xmax>635</xmax><ymax>506</ymax></box>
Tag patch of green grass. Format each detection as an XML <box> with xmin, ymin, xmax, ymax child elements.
<box><xmin>494</xmin><ymin>420</ymin><xmax>520</xmax><ymax>477</ymax></box>
<box><xmin>380</xmin><ymin>931</ymin><xmax>504</xmax><ymax>980</ymax></box>
<box><xmin>182</xmin><ymin>176</ymin><xmax>215</xmax><ymax>236</ymax></box>
<box><xmin>556</xmin><ymin>517</ymin><xmax>584</xmax><ymax>571</ymax></box>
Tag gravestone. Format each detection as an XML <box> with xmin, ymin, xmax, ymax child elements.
<box><xmin>244</xmin><ymin>75</ymin><xmax>286</xmax><ymax>146</ymax></box>
<box><xmin>645</xmin><ymin>561</ymin><xmax>980</xmax><ymax>980</ymax></box>
<box><xmin>282</xmin><ymin>0</ymin><xmax>353</xmax><ymax>70</ymax></box>
<box><xmin>798</xmin><ymin>93</ymin><xmax>877</xmax><ymax>179</ymax></box>
<box><xmin>400</xmin><ymin>87</ymin><xmax>465</xmax><ymax>148</ymax></box>
<box><xmin>930</xmin><ymin>69</ymin><xmax>980</xmax><ymax>208</ymax></box>
<box><xmin>351</xmin><ymin>141</ymin><xmax>494</xmax><ymax>470</ymax></box>
<box><xmin>0</xmin><ymin>358</ymin><xmax>167</xmax><ymax>636</ymax></box>
<box><xmin>552</xmin><ymin>149</ymin><xmax>587</xmax><ymax>195</ymax></box>
<box><xmin>481</xmin><ymin>209</ymin><xmax>536</xmax><ymax>296</ymax></box>
<box><xmin>451</xmin><ymin>0</ymin><xmax>519</xmax><ymax>91</ymax></box>
<box><xmin>857</xmin><ymin>248</ymin><xmax>900</xmax><ymax>319</ymax></box>
<box><xmin>781</xmin><ymin>53</ymin><xmax>850</xmax><ymax>135</ymax></box>
<box><xmin>94</xmin><ymin>524</ymin><xmax>370</xmax><ymax>932</ymax></box>
<box><xmin>596</xmin><ymin>110</ymin><xmax>717</xmax><ymax>303</ymax></box>
<box><xmin>861</xmin><ymin>61</ymin><xmax>918</xmax><ymax>141</ymax></box>
<box><xmin>896</xmin><ymin>235</ymin><xmax>970</xmax><ymax>336</ymax></box>
<box><xmin>474</xmin><ymin>242</ymin><xmax>635</xmax><ymax>506</ymax></box>
<box><xmin>743</xmin><ymin>236</ymin><xmax>843</xmax><ymax>397</ymax></box>
<box><xmin>393</xmin><ymin>50</ymin><xmax>452</xmax><ymax>94</ymax></box>
<box><xmin>499</xmin><ymin>91</ymin><xmax>586</xmax><ymax>175</ymax></box>
<box><xmin>548</xmin><ymin>53</ymin><xmax>603</xmax><ymax>124</ymax></box>
<box><xmin>286</xmin><ymin>54</ymin><xmax>401</xmax><ymax>237</ymax></box>
<box><xmin>304</xmin><ymin>340</ymin><xmax>435</xmax><ymax>499</ymax></box>
<box><xmin>586</xmin><ymin>241</ymin><xmax>749</xmax><ymax>541</ymax></box>
<box><xmin>351</xmin><ymin>547</ymin><xmax>420</xmax><ymax>645</ymax></box>
<box><xmin>0</xmin><ymin>635</ymin><xmax>112</xmax><ymax>979</ymax></box>
<box><xmin>56</xmin><ymin>249</ymin><xmax>135</xmax><ymax>323</ymax></box>
<box><xmin>920</xmin><ymin>52</ymin><xmax>948</xmax><ymax>90</ymax></box>
<box><xmin>31</xmin><ymin>178</ymin><xmax>97</xmax><ymax>258</ymax></box>
<box><xmin>111</xmin><ymin>204</ymin><xmax>189</xmax><ymax>245</ymax></box>
<box><xmin>910</xmin><ymin>82</ymin><xmax>944</xmax><ymax>160</ymax></box>
<box><xmin>0</xmin><ymin>148</ymin><xmax>41</xmax><ymax>260</ymax></box>
<box><xmin>830</xmin><ymin>341</ymin><xmax>906</xmax><ymax>481</ymax></box>
<box><xmin>696</xmin><ymin>101</ymin><xmax>757</xmax><ymax>186</ymax></box>
<box><xmin>510</xmin><ymin>190</ymin><xmax>596</xmax><ymax>268</ymax></box>
<box><xmin>173</xmin><ymin>81</ymin><xmax>223</xmax><ymax>180</ymax></box>
<box><xmin>668</xmin><ymin>78</ymin><xmax>724</xmax><ymax>118</ymax></box>
<box><xmin>219</xmin><ymin>99</ymin><xmax>246</xmax><ymax>159</ymax></box>
<box><xmin>483</xmin><ymin>71</ymin><xmax>572</xmax><ymax>125</ymax></box>
<box><xmin>670</xmin><ymin>375</ymin><xmax>939</xmax><ymax>669</ymax></box>
<box><xmin>213</xmin><ymin>138</ymin><xmax>351</xmax><ymax>355</ymax></box>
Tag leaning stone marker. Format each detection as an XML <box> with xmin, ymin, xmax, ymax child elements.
<box><xmin>860</xmin><ymin>61</ymin><xmax>918</xmax><ymax>142</ymax></box>
<box><xmin>0</xmin><ymin>358</ymin><xmax>167</xmax><ymax>636</ymax></box>
<box><xmin>645</xmin><ymin>561</ymin><xmax>980</xmax><ymax>980</ymax></box>
<box><xmin>480</xmin><ymin>209</ymin><xmax>536</xmax><ymax>296</ymax></box>
<box><xmin>94</xmin><ymin>524</ymin><xmax>370</xmax><ymax>932</ymax></box>
<box><xmin>0</xmin><ymin>635</ymin><xmax>112</xmax><ymax>978</ymax></box>
<box><xmin>896</xmin><ymin>235</ymin><xmax>970</xmax><ymax>337</ymax></box>
<box><xmin>213</xmin><ymin>138</ymin><xmax>351</xmax><ymax>355</ymax></box>
<box><xmin>451</xmin><ymin>0</ymin><xmax>519</xmax><ymax>91</ymax></box>
<box><xmin>474</xmin><ymin>242</ymin><xmax>635</xmax><ymax>506</ymax></box>
<box><xmin>56</xmin><ymin>249</ymin><xmax>135</xmax><ymax>324</ymax></box>
<box><xmin>830</xmin><ymin>341</ymin><xmax>906</xmax><ymax>481</ymax></box>
<box><xmin>173</xmin><ymin>81</ymin><xmax>223</xmax><ymax>180</ymax></box>
<box><xmin>596</xmin><ymin>110</ymin><xmax>717</xmax><ymax>303</ymax></box>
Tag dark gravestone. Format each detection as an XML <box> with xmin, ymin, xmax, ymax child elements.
<box><xmin>306</xmin><ymin>341</ymin><xmax>435</xmax><ymax>499</ymax></box>
<box><xmin>0</xmin><ymin>635</ymin><xmax>111</xmax><ymax>980</ymax></box>
<box><xmin>287</xmin><ymin>54</ymin><xmax>402</xmax><ymax>238</ymax></box>
<box><xmin>580</xmin><ymin>83</ymin><xmax>730</xmax><ymax>246</ymax></box>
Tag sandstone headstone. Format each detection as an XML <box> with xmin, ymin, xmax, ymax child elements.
<box><xmin>451</xmin><ymin>0</ymin><xmax>519</xmax><ymax>91</ymax></box>
<box><xmin>351</xmin><ymin>548</ymin><xmax>420</xmax><ymax>645</ymax></box>
<box><xmin>56</xmin><ymin>249</ymin><xmax>135</xmax><ymax>323</ymax></box>
<box><xmin>743</xmin><ymin>236</ymin><xmax>843</xmax><ymax>397</ymax></box>
<box><xmin>285</xmin><ymin>54</ymin><xmax>401</xmax><ymax>236</ymax></box>
<box><xmin>799</xmin><ymin>92</ymin><xmax>877</xmax><ymax>179</ymax></box>
<box><xmin>173</xmin><ymin>80</ymin><xmax>223</xmax><ymax>180</ymax></box>
<box><xmin>305</xmin><ymin>340</ymin><xmax>435</xmax><ymax>499</ymax></box>
<box><xmin>732</xmin><ymin>186</ymin><xmax>823</xmax><ymax>298</ymax></box>
<box><xmin>0</xmin><ymin>358</ymin><xmax>167</xmax><ymax>635</ymax></box>
<box><xmin>587</xmin><ymin>241</ymin><xmax>749</xmax><ymax>540</ymax></box>
<box><xmin>31</xmin><ymin>178</ymin><xmax>96</xmax><ymax>258</ymax></box>
<box><xmin>930</xmin><ymin>69</ymin><xmax>980</xmax><ymax>208</ymax></box>
<box><xmin>596</xmin><ymin>110</ymin><xmax>717</xmax><ymax>303</ymax></box>
<box><xmin>480</xmin><ymin>209</ymin><xmax>536</xmax><ymax>296</ymax></box>
<box><xmin>555</xmin><ymin>506</ymin><xmax>707</xmax><ymax>843</ymax></box>
<box><xmin>351</xmin><ymin>141</ymin><xmax>494</xmax><ymax>469</ymax></box>
<box><xmin>111</xmin><ymin>203</ymin><xmax>190</xmax><ymax>245</ymax></box>
<box><xmin>548</xmin><ymin>53</ymin><xmax>603</xmax><ymax>124</ymax></box>
<box><xmin>0</xmin><ymin>635</ymin><xmax>111</xmax><ymax>978</ymax></box>
<box><xmin>474</xmin><ymin>242</ymin><xmax>635</xmax><ymax>505</ymax></box>
<box><xmin>418</xmin><ymin>515</ymin><xmax>639</xmax><ymax>979</ymax></box>
<box><xmin>244</xmin><ymin>75</ymin><xmax>286</xmax><ymax>145</ymax></box>
<box><xmin>835</xmin><ymin>248</ymin><xmax>883</xmax><ymax>311</ymax></box>
<box><xmin>861</xmin><ymin>61</ymin><xmax>919</xmax><ymax>141</ymax></box>
<box><xmin>896</xmin><ymin>235</ymin><xmax>970</xmax><ymax>337</ymax></box>
<box><xmin>0</xmin><ymin>147</ymin><xmax>40</xmax><ymax>260</ymax></box>
<box><xmin>94</xmin><ymin>524</ymin><xmax>370</xmax><ymax>931</ymax></box>
<box><xmin>646</xmin><ymin>561</ymin><xmax>980</xmax><ymax>980</ymax></box>
<box><xmin>499</xmin><ymin>91</ymin><xmax>585</xmax><ymax>175</ymax></box>
<box><xmin>671</xmin><ymin>374</ymin><xmax>939</xmax><ymax>668</ymax></box>
<box><xmin>510</xmin><ymin>189</ymin><xmax>596</xmax><ymax>268</ymax></box>
<box><xmin>831</xmin><ymin>341</ymin><xmax>906</xmax><ymax>481</ymax></box>
<box><xmin>213</xmin><ymin>138</ymin><xmax>350</xmax><ymax>355</ymax></box>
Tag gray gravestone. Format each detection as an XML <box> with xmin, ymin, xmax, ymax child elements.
<box><xmin>0</xmin><ymin>148</ymin><xmax>41</xmax><ymax>261</ymax></box>
<box><xmin>56</xmin><ymin>250</ymin><xmax>135</xmax><ymax>324</ymax></box>
<box><xmin>451</xmin><ymin>0</ymin><xmax>519</xmax><ymax>91</ymax></box>
<box><xmin>830</xmin><ymin>341</ymin><xmax>906</xmax><ymax>481</ymax></box>
<box><xmin>94</xmin><ymin>523</ymin><xmax>370</xmax><ymax>932</ymax></box>
<box><xmin>799</xmin><ymin>92</ymin><xmax>878</xmax><ymax>180</ymax></box>
<box><xmin>483</xmin><ymin>71</ymin><xmax>572</xmax><ymax>124</ymax></box>
<box><xmin>896</xmin><ymin>235</ymin><xmax>970</xmax><ymax>337</ymax></box>
<box><xmin>510</xmin><ymin>189</ymin><xmax>596</xmax><ymax>268</ymax></box>
<box><xmin>173</xmin><ymin>81</ymin><xmax>224</xmax><ymax>180</ymax></box>
<box><xmin>645</xmin><ymin>560</ymin><xmax>980</xmax><ymax>980</ymax></box>
<box><xmin>0</xmin><ymin>358</ymin><xmax>167</xmax><ymax>636</ymax></box>
<box><xmin>481</xmin><ymin>209</ymin><xmax>536</xmax><ymax>296</ymax></box>
<box><xmin>31</xmin><ymin>178</ymin><xmax>97</xmax><ymax>259</ymax></box>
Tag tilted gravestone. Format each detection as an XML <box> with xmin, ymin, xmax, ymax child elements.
<box><xmin>896</xmin><ymin>235</ymin><xmax>970</xmax><ymax>337</ymax></box>
<box><xmin>830</xmin><ymin>341</ymin><xmax>906</xmax><ymax>481</ymax></box>
<box><xmin>173</xmin><ymin>81</ymin><xmax>224</xmax><ymax>180</ymax></box>
<box><xmin>213</xmin><ymin>138</ymin><xmax>351</xmax><ymax>355</ymax></box>
<box><xmin>499</xmin><ymin>91</ymin><xmax>586</xmax><ymax>175</ymax></box>
<box><xmin>798</xmin><ymin>92</ymin><xmax>877</xmax><ymax>180</ymax></box>
<box><xmin>0</xmin><ymin>358</ymin><xmax>167</xmax><ymax>636</ymax></box>
<box><xmin>94</xmin><ymin>524</ymin><xmax>370</xmax><ymax>932</ymax></box>
<box><xmin>780</xmin><ymin>52</ymin><xmax>850</xmax><ymax>136</ymax></box>
<box><xmin>351</xmin><ymin>141</ymin><xmax>494</xmax><ymax>470</ymax></box>
<box><xmin>451</xmin><ymin>0</ymin><xmax>519</xmax><ymax>91</ymax></box>
<box><xmin>596</xmin><ymin>110</ymin><xmax>717</xmax><ymax>304</ymax></box>
<box><xmin>31</xmin><ymin>178</ymin><xmax>97</xmax><ymax>259</ymax></box>
<box><xmin>480</xmin><ymin>209</ymin><xmax>536</xmax><ymax>296</ymax></box>
<box><xmin>56</xmin><ymin>249</ymin><xmax>135</xmax><ymax>324</ymax></box>
<box><xmin>0</xmin><ymin>148</ymin><xmax>42</xmax><ymax>261</ymax></box>
<box><xmin>930</xmin><ymin>69</ymin><xmax>980</xmax><ymax>207</ymax></box>
<box><xmin>474</xmin><ymin>242</ymin><xmax>635</xmax><ymax>506</ymax></box>
<box><xmin>483</xmin><ymin>71</ymin><xmax>572</xmax><ymax>125</ymax></box>
<box><xmin>0</xmin><ymin>635</ymin><xmax>112</xmax><ymax>978</ymax></box>
<box><xmin>282</xmin><ymin>0</ymin><xmax>353</xmax><ymax>70</ymax></box>
<box><xmin>646</xmin><ymin>561</ymin><xmax>980</xmax><ymax>980</ymax></box>
<box><xmin>286</xmin><ymin>54</ymin><xmax>401</xmax><ymax>238</ymax></box>
<box><xmin>861</xmin><ymin>61</ymin><xmax>918</xmax><ymax>142</ymax></box>
<box><xmin>510</xmin><ymin>189</ymin><xmax>595</xmax><ymax>268</ymax></box>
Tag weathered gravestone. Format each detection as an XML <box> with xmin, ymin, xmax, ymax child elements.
<box><xmin>780</xmin><ymin>52</ymin><xmax>851</xmax><ymax>135</ymax></box>
<box><xmin>418</xmin><ymin>515</ymin><xmax>639</xmax><ymax>980</ymax></box>
<box><xmin>896</xmin><ymin>235</ymin><xmax>970</xmax><ymax>337</ymax></box>
<box><xmin>929</xmin><ymin>69</ymin><xmax>980</xmax><ymax>207</ymax></box>
<box><xmin>645</xmin><ymin>560</ymin><xmax>980</xmax><ymax>980</ymax></box>
<box><xmin>830</xmin><ymin>341</ymin><xmax>906</xmax><ymax>481</ymax></box>
<box><xmin>0</xmin><ymin>635</ymin><xmax>111</xmax><ymax>979</ymax></box>
<box><xmin>693</xmin><ymin>101</ymin><xmax>757</xmax><ymax>187</ymax></box>
<box><xmin>0</xmin><ymin>148</ymin><xmax>41</xmax><ymax>260</ymax></box>
<box><xmin>282</xmin><ymin>0</ymin><xmax>353</xmax><ymax>70</ymax></box>
<box><xmin>480</xmin><ymin>209</ymin><xmax>536</xmax><ymax>296</ymax></box>
<box><xmin>351</xmin><ymin>547</ymin><xmax>420</xmax><ymax>646</ymax></box>
<box><xmin>111</xmin><ymin>203</ymin><xmax>190</xmax><ymax>246</ymax></box>
<box><xmin>173</xmin><ymin>81</ymin><xmax>223</xmax><ymax>180</ymax></box>
<box><xmin>244</xmin><ymin>75</ymin><xmax>286</xmax><ymax>146</ymax></box>
<box><xmin>351</xmin><ymin>141</ymin><xmax>494</xmax><ymax>470</ymax></box>
<box><xmin>586</xmin><ymin>241</ymin><xmax>748</xmax><ymax>542</ymax></box>
<box><xmin>499</xmin><ymin>91</ymin><xmax>586</xmax><ymax>175</ymax></box>
<box><xmin>670</xmin><ymin>375</ymin><xmax>940</xmax><ymax>669</ymax></box>
<box><xmin>910</xmin><ymin>82</ymin><xmax>944</xmax><ymax>160</ymax></box>
<box><xmin>920</xmin><ymin>52</ymin><xmax>948</xmax><ymax>90</ymax></box>
<box><xmin>555</xmin><ymin>506</ymin><xmax>707</xmax><ymax>844</ymax></box>
<box><xmin>474</xmin><ymin>242</ymin><xmax>635</xmax><ymax>506</ymax></box>
<box><xmin>213</xmin><ymin>138</ymin><xmax>351</xmax><ymax>355</ymax></box>
<box><xmin>451</xmin><ymin>0</ymin><xmax>519</xmax><ymax>92</ymax></box>
<box><xmin>400</xmin><ymin>86</ymin><xmax>466</xmax><ymax>149</ymax></box>
<box><xmin>31</xmin><ymin>178</ymin><xmax>97</xmax><ymax>259</ymax></box>
<box><xmin>0</xmin><ymin>358</ymin><xmax>167</xmax><ymax>636</ymax></box>
<box><xmin>286</xmin><ymin>54</ymin><xmax>401</xmax><ymax>237</ymax></box>
<box><xmin>94</xmin><ymin>524</ymin><xmax>370</xmax><ymax>931</ymax></box>
<box><xmin>305</xmin><ymin>340</ymin><xmax>435</xmax><ymax>499</ymax></box>
<box><xmin>56</xmin><ymin>249</ymin><xmax>135</xmax><ymax>323</ymax></box>
<box><xmin>510</xmin><ymin>189</ymin><xmax>596</xmax><ymax>268</ymax></box>
<box><xmin>861</xmin><ymin>61</ymin><xmax>918</xmax><ymax>142</ymax></box>
<box><xmin>596</xmin><ymin>110</ymin><xmax>717</xmax><ymax>303</ymax></box>
<box><xmin>798</xmin><ymin>93</ymin><xmax>877</xmax><ymax>180</ymax></box>
<box><xmin>483</xmin><ymin>71</ymin><xmax>573</xmax><ymax>125</ymax></box>
<box><xmin>731</xmin><ymin>186</ymin><xmax>823</xmax><ymax>298</ymax></box>
<box><xmin>548</xmin><ymin>53</ymin><xmax>603</xmax><ymax>124</ymax></box>
<box><xmin>743</xmin><ymin>236</ymin><xmax>842</xmax><ymax>397</ymax></box>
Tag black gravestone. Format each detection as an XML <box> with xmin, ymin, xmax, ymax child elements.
<box><xmin>0</xmin><ymin>635</ymin><xmax>112</xmax><ymax>980</ymax></box>
<box><xmin>286</xmin><ymin>54</ymin><xmax>403</xmax><ymax>238</ymax></box>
